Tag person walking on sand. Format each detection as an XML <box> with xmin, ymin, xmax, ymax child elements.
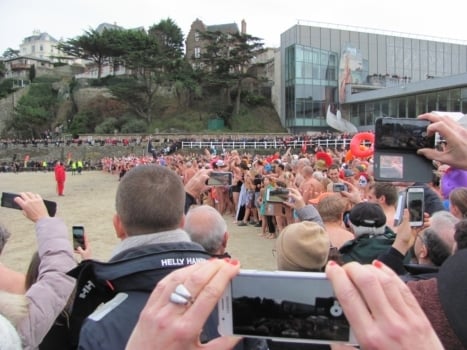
<box><xmin>54</xmin><ymin>161</ymin><xmax>66</xmax><ymax>196</ymax></box>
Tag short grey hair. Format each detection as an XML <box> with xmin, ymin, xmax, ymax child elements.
<box><xmin>184</xmin><ymin>205</ymin><xmax>227</xmax><ymax>254</ymax></box>
<box><xmin>0</xmin><ymin>224</ymin><xmax>11</xmax><ymax>254</ymax></box>
<box><xmin>430</xmin><ymin>211</ymin><xmax>459</xmax><ymax>249</ymax></box>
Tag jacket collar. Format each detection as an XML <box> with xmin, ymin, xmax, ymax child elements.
<box><xmin>111</xmin><ymin>228</ymin><xmax>191</xmax><ymax>258</ymax></box>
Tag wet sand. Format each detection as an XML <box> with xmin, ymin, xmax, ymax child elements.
<box><xmin>0</xmin><ymin>170</ymin><xmax>276</xmax><ymax>273</ymax></box>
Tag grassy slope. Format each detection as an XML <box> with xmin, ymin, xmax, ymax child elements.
<box><xmin>150</xmin><ymin>97</ymin><xmax>286</xmax><ymax>134</ymax></box>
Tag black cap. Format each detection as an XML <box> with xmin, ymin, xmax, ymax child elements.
<box><xmin>349</xmin><ymin>202</ymin><xmax>386</xmax><ymax>227</ymax></box>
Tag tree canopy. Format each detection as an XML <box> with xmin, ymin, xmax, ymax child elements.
<box><xmin>6</xmin><ymin>78</ymin><xmax>59</xmax><ymax>138</ymax></box>
<box><xmin>3</xmin><ymin>19</ymin><xmax>270</xmax><ymax>135</ymax></box>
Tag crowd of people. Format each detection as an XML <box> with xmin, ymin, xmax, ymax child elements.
<box><xmin>1</xmin><ymin>112</ymin><xmax>467</xmax><ymax>349</ymax></box>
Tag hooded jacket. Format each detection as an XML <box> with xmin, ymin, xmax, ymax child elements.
<box><xmin>19</xmin><ymin>217</ymin><xmax>76</xmax><ymax>350</ymax></box>
<box><xmin>71</xmin><ymin>237</ymin><xmax>211</xmax><ymax>350</ymax></box>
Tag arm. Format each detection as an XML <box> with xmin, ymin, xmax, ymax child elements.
<box><xmin>14</xmin><ymin>193</ymin><xmax>76</xmax><ymax>349</ymax></box>
<box><xmin>378</xmin><ymin>209</ymin><xmax>428</xmax><ymax>275</ymax></box>
<box><xmin>184</xmin><ymin>169</ymin><xmax>211</xmax><ymax>213</ymax></box>
<box><xmin>285</xmin><ymin>188</ymin><xmax>324</xmax><ymax>227</ymax></box>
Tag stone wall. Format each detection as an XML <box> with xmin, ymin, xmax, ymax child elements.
<box><xmin>0</xmin><ymin>143</ymin><xmax>148</xmax><ymax>164</ymax></box>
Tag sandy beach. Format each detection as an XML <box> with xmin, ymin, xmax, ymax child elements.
<box><xmin>0</xmin><ymin>170</ymin><xmax>276</xmax><ymax>273</ymax></box>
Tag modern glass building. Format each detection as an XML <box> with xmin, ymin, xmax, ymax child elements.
<box><xmin>280</xmin><ymin>22</ymin><xmax>467</xmax><ymax>133</ymax></box>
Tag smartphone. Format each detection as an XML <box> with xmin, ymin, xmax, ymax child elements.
<box><xmin>374</xmin><ymin>117</ymin><xmax>434</xmax><ymax>151</ymax></box>
<box><xmin>374</xmin><ymin>117</ymin><xmax>435</xmax><ymax>183</ymax></box>
<box><xmin>332</xmin><ymin>183</ymin><xmax>347</xmax><ymax>192</ymax></box>
<box><xmin>266</xmin><ymin>187</ymin><xmax>289</xmax><ymax>203</ymax></box>
<box><xmin>1</xmin><ymin>192</ymin><xmax>57</xmax><ymax>217</ymax></box>
<box><xmin>206</xmin><ymin>171</ymin><xmax>233</xmax><ymax>186</ymax></box>
<box><xmin>393</xmin><ymin>190</ymin><xmax>407</xmax><ymax>227</ymax></box>
<box><xmin>72</xmin><ymin>225</ymin><xmax>86</xmax><ymax>250</ymax></box>
<box><xmin>218</xmin><ymin>270</ymin><xmax>356</xmax><ymax>345</ymax></box>
<box><xmin>406</xmin><ymin>187</ymin><xmax>424</xmax><ymax>227</ymax></box>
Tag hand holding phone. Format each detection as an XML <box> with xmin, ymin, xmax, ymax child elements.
<box><xmin>72</xmin><ymin>225</ymin><xmax>86</xmax><ymax>250</ymax></box>
<box><xmin>218</xmin><ymin>270</ymin><xmax>356</xmax><ymax>345</ymax></box>
<box><xmin>374</xmin><ymin>117</ymin><xmax>435</xmax><ymax>182</ymax></box>
<box><xmin>1</xmin><ymin>192</ymin><xmax>57</xmax><ymax>219</ymax></box>
<box><xmin>406</xmin><ymin>186</ymin><xmax>424</xmax><ymax>227</ymax></box>
<box><xmin>333</xmin><ymin>183</ymin><xmax>348</xmax><ymax>192</ymax></box>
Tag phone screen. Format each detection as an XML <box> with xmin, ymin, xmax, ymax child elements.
<box><xmin>375</xmin><ymin>118</ymin><xmax>434</xmax><ymax>151</ymax></box>
<box><xmin>1</xmin><ymin>192</ymin><xmax>57</xmax><ymax>217</ymax></box>
<box><xmin>219</xmin><ymin>270</ymin><xmax>354</xmax><ymax>344</ymax></box>
<box><xmin>72</xmin><ymin>226</ymin><xmax>85</xmax><ymax>250</ymax></box>
<box><xmin>407</xmin><ymin>189</ymin><xmax>424</xmax><ymax>225</ymax></box>
<box><xmin>207</xmin><ymin>172</ymin><xmax>233</xmax><ymax>186</ymax></box>
<box><xmin>266</xmin><ymin>188</ymin><xmax>289</xmax><ymax>203</ymax></box>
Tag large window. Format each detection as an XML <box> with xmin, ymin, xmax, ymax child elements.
<box><xmin>285</xmin><ymin>44</ymin><xmax>338</xmax><ymax>124</ymax></box>
<box><xmin>194</xmin><ymin>47</ymin><xmax>201</xmax><ymax>59</ymax></box>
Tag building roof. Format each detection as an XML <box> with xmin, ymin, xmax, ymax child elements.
<box><xmin>3</xmin><ymin>55</ymin><xmax>53</xmax><ymax>64</ymax></box>
<box><xmin>346</xmin><ymin>73</ymin><xmax>467</xmax><ymax>103</ymax></box>
<box><xmin>206</xmin><ymin>23</ymin><xmax>239</xmax><ymax>34</ymax></box>
<box><xmin>95</xmin><ymin>23</ymin><xmax>125</xmax><ymax>33</ymax></box>
<box><xmin>22</xmin><ymin>32</ymin><xmax>58</xmax><ymax>44</ymax></box>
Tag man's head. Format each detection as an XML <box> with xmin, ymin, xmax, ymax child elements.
<box><xmin>412</xmin><ymin>211</ymin><xmax>458</xmax><ymax>266</ymax></box>
<box><xmin>275</xmin><ymin>221</ymin><xmax>330</xmax><ymax>272</ymax></box>
<box><xmin>327</xmin><ymin>164</ymin><xmax>340</xmax><ymax>183</ymax></box>
<box><xmin>348</xmin><ymin>202</ymin><xmax>386</xmax><ymax>237</ymax></box>
<box><xmin>0</xmin><ymin>223</ymin><xmax>11</xmax><ymax>254</ymax></box>
<box><xmin>367</xmin><ymin>182</ymin><xmax>398</xmax><ymax>207</ymax></box>
<box><xmin>301</xmin><ymin>165</ymin><xmax>314</xmax><ymax>179</ymax></box>
<box><xmin>316</xmin><ymin>194</ymin><xmax>349</xmax><ymax>223</ymax></box>
<box><xmin>114</xmin><ymin>165</ymin><xmax>185</xmax><ymax>237</ymax></box>
<box><xmin>184</xmin><ymin>205</ymin><xmax>228</xmax><ymax>255</ymax></box>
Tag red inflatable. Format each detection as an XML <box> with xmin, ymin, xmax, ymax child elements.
<box><xmin>316</xmin><ymin>151</ymin><xmax>333</xmax><ymax>167</ymax></box>
<box><xmin>350</xmin><ymin>132</ymin><xmax>374</xmax><ymax>158</ymax></box>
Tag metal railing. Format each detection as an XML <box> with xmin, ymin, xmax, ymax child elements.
<box><xmin>181</xmin><ymin>138</ymin><xmax>352</xmax><ymax>150</ymax></box>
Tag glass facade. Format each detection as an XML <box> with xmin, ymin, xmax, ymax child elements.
<box><xmin>284</xmin><ymin>45</ymin><xmax>338</xmax><ymax>128</ymax></box>
<box><xmin>280</xmin><ymin>24</ymin><xmax>467</xmax><ymax>132</ymax></box>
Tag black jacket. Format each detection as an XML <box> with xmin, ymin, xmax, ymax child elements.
<box><xmin>70</xmin><ymin>242</ymin><xmax>267</xmax><ymax>350</ymax></box>
<box><xmin>71</xmin><ymin>241</ymin><xmax>211</xmax><ymax>350</ymax></box>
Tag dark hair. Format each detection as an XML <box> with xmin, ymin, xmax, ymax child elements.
<box><xmin>370</xmin><ymin>182</ymin><xmax>398</xmax><ymax>206</ymax></box>
<box><xmin>25</xmin><ymin>251</ymin><xmax>41</xmax><ymax>289</ymax></box>
<box><xmin>328</xmin><ymin>164</ymin><xmax>340</xmax><ymax>172</ymax></box>
<box><xmin>454</xmin><ymin>219</ymin><xmax>467</xmax><ymax>250</ymax></box>
<box><xmin>421</xmin><ymin>229</ymin><xmax>452</xmax><ymax>266</ymax></box>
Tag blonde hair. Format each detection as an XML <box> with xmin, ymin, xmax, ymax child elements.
<box><xmin>317</xmin><ymin>194</ymin><xmax>349</xmax><ymax>223</ymax></box>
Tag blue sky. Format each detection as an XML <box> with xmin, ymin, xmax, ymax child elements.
<box><xmin>1</xmin><ymin>0</ymin><xmax>465</xmax><ymax>53</ymax></box>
